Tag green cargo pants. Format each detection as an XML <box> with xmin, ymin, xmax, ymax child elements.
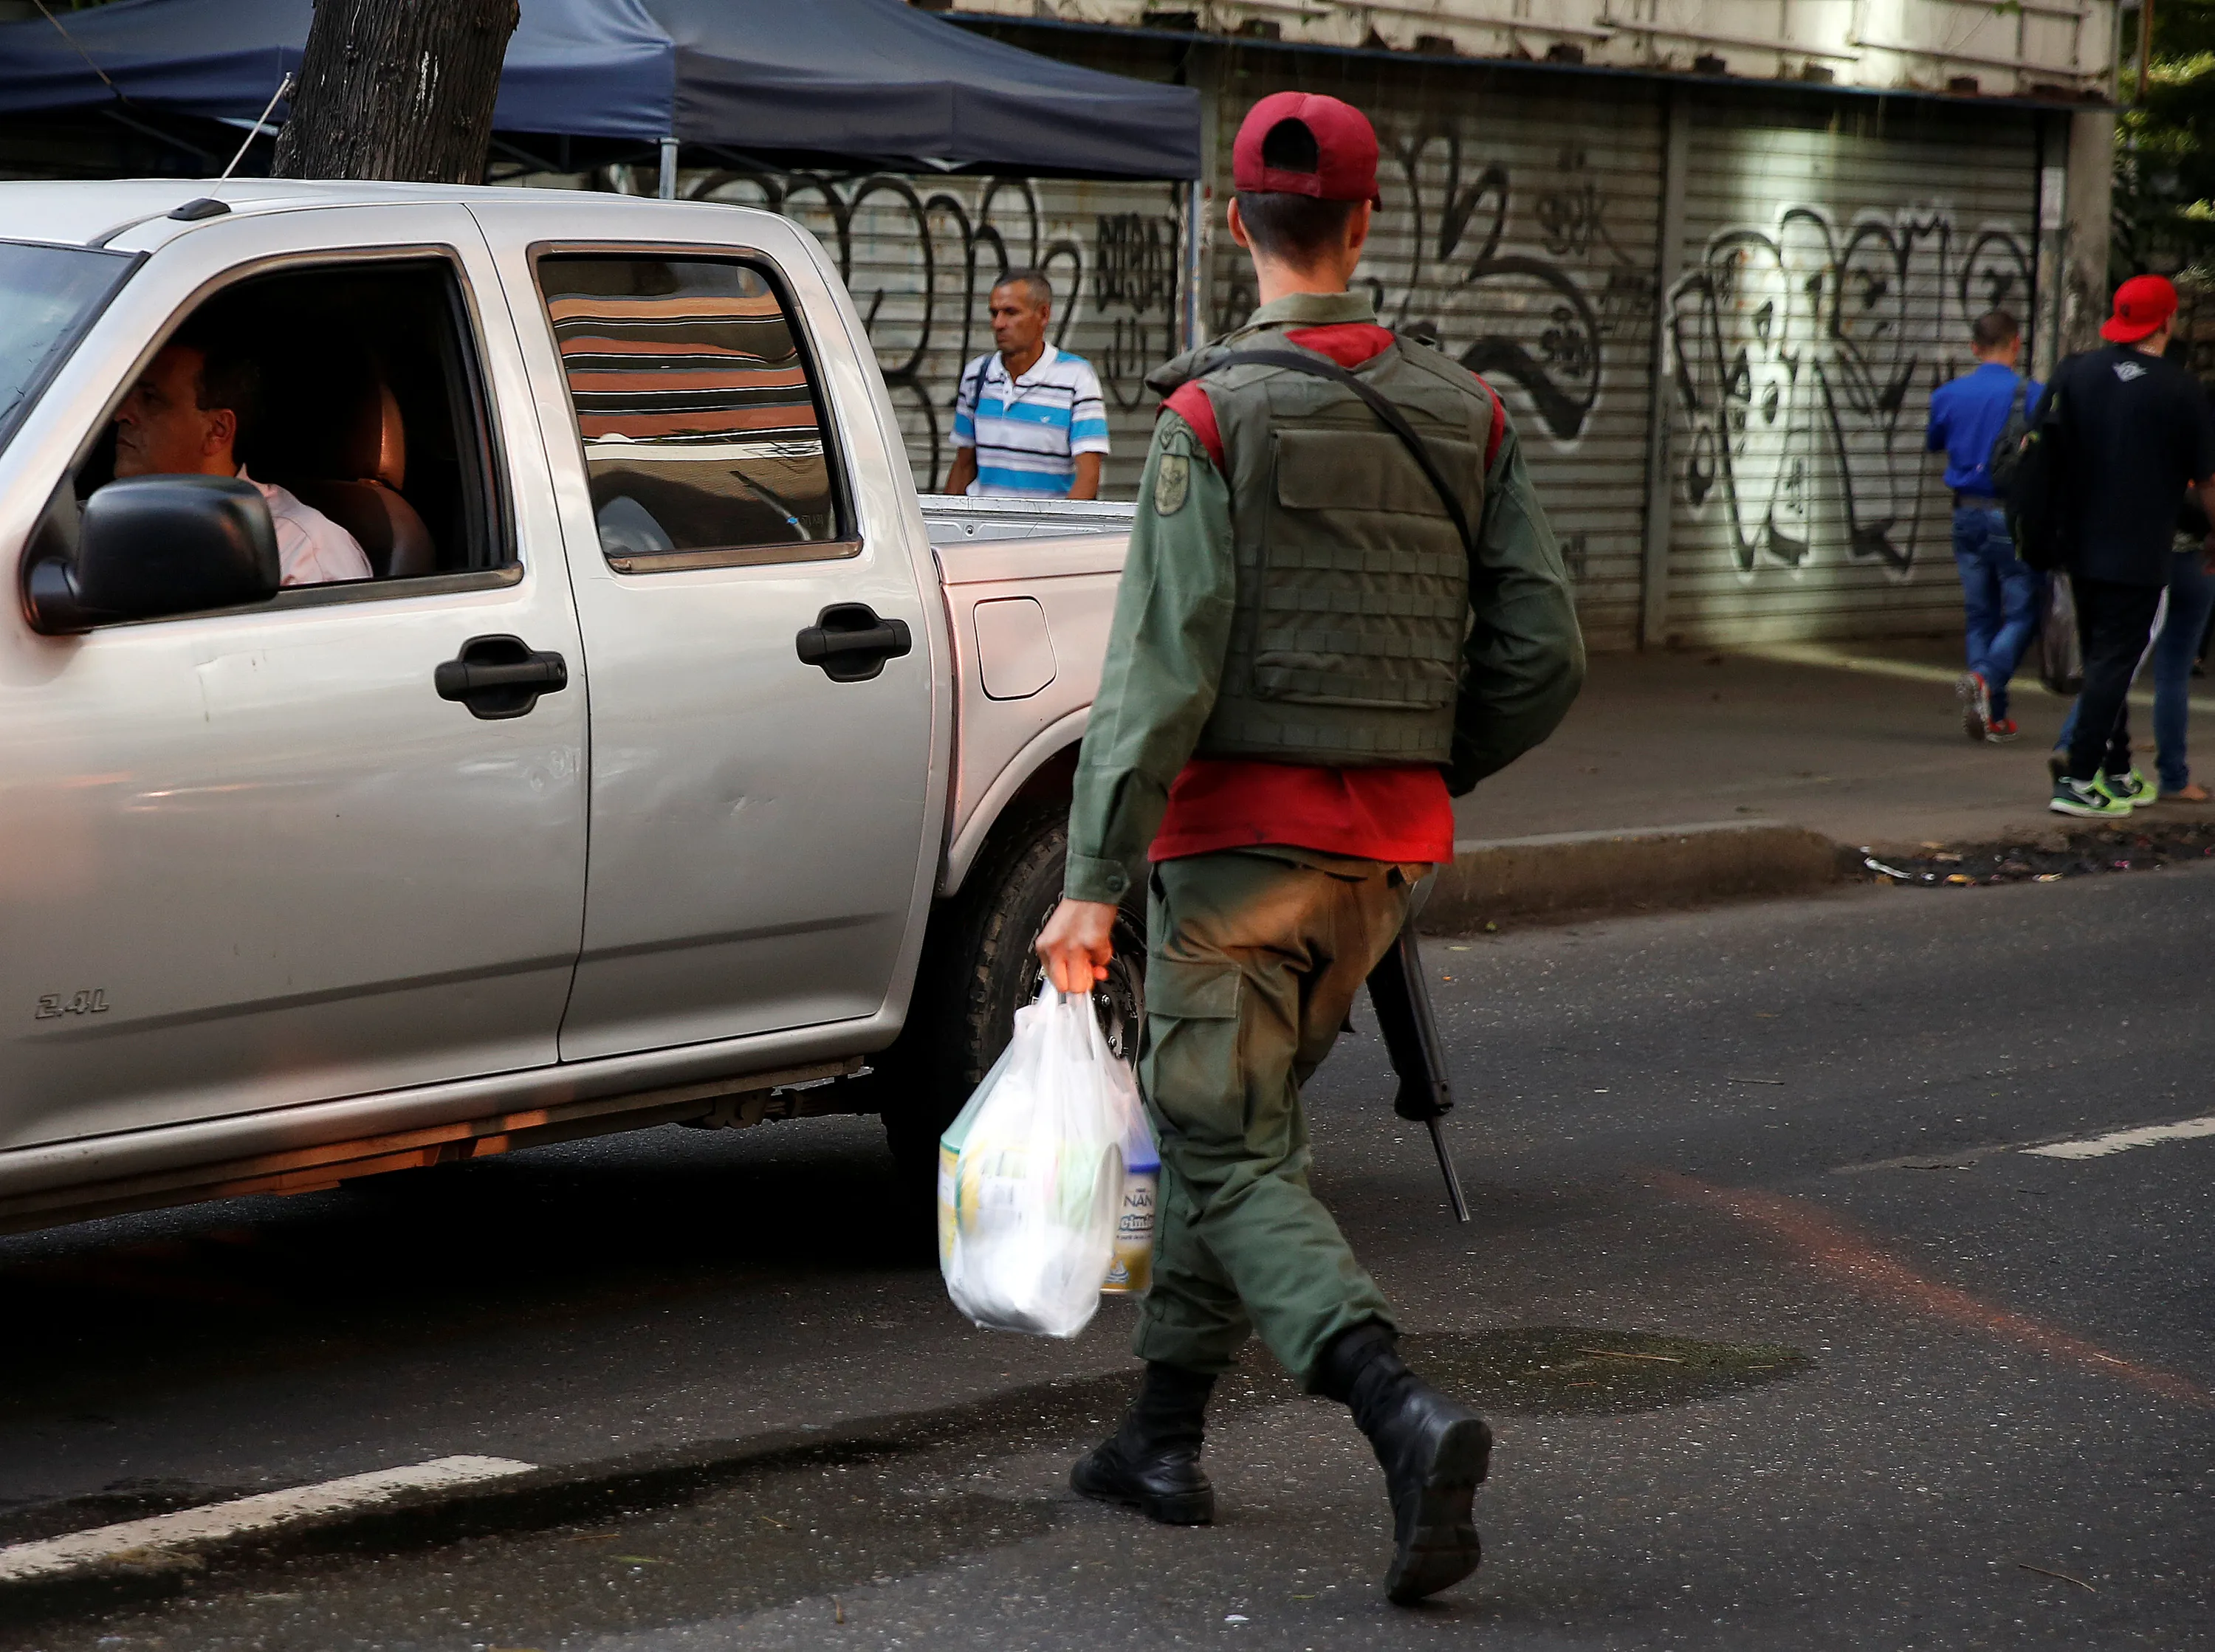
<box><xmin>1132</xmin><ymin>846</ymin><xmax>1420</xmax><ymax>1390</ymax></box>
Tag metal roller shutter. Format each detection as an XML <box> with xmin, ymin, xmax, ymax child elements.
<box><xmin>1205</xmin><ymin>55</ymin><xmax>1669</xmax><ymax>650</ymax></box>
<box><xmin>690</xmin><ymin>167</ymin><xmax>1185</xmax><ymax>500</ymax></box>
<box><xmin>1661</xmin><ymin>92</ymin><xmax>2041</xmax><ymax>647</ymax></box>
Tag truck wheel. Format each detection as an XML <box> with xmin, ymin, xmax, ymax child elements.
<box><xmin>879</xmin><ymin>803</ymin><xmax>1145</xmax><ymax>1188</ymax></box>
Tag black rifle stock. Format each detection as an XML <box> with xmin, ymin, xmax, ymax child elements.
<box><xmin>1364</xmin><ymin>925</ymin><xmax>1469</xmax><ymax>1224</ymax></box>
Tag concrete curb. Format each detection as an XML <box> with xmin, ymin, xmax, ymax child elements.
<box><xmin>1421</xmin><ymin>819</ymin><xmax>1844</xmax><ymax>932</ymax></box>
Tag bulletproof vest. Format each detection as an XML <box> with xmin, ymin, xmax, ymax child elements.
<box><xmin>1150</xmin><ymin>328</ymin><xmax>1491</xmax><ymax>767</ymax></box>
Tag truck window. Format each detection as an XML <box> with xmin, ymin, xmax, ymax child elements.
<box><xmin>224</xmin><ymin>260</ymin><xmax>506</xmax><ymax>582</ymax></box>
<box><xmin>535</xmin><ymin>256</ymin><xmax>847</xmax><ymax>568</ymax></box>
<box><xmin>1</xmin><ymin>239</ymin><xmax>135</xmax><ymax>452</ymax></box>
<box><xmin>41</xmin><ymin>255</ymin><xmax>507</xmax><ymax>615</ymax></box>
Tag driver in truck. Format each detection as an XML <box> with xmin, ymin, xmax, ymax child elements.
<box><xmin>112</xmin><ymin>329</ymin><xmax>371</xmax><ymax>588</ymax></box>
<box><xmin>1034</xmin><ymin>91</ymin><xmax>1584</xmax><ymax>1606</ymax></box>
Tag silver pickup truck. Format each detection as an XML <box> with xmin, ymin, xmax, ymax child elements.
<box><xmin>0</xmin><ymin>182</ymin><xmax>1141</xmax><ymax>1235</ymax></box>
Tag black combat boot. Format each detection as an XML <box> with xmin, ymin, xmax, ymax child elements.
<box><xmin>1069</xmin><ymin>1360</ymin><xmax>1217</xmax><ymax>1524</ymax></box>
<box><xmin>1317</xmin><ymin>1321</ymin><xmax>1491</xmax><ymax>1605</ymax></box>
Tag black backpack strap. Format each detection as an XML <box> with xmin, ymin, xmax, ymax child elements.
<box><xmin>1194</xmin><ymin>348</ymin><xmax>1477</xmax><ymax>557</ymax></box>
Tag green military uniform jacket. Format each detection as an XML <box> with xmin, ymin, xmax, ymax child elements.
<box><xmin>1064</xmin><ymin>291</ymin><xmax>1586</xmax><ymax>907</ymax></box>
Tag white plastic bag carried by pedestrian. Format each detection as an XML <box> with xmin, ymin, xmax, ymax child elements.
<box><xmin>938</xmin><ymin>985</ymin><xmax>1131</xmax><ymax>1337</ymax></box>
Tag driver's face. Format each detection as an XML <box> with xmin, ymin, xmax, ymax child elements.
<box><xmin>113</xmin><ymin>344</ymin><xmax>230</xmax><ymax>478</ymax></box>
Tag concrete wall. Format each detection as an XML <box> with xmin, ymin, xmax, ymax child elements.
<box><xmin>943</xmin><ymin>0</ymin><xmax>2118</xmax><ymax>100</ymax></box>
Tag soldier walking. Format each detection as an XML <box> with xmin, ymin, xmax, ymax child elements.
<box><xmin>1034</xmin><ymin>92</ymin><xmax>1584</xmax><ymax>1605</ymax></box>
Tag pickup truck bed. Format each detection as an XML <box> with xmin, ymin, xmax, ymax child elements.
<box><xmin>926</xmin><ymin>498</ymin><xmax>1132</xmax><ymax>892</ymax></box>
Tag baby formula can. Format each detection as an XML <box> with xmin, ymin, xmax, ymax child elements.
<box><xmin>1102</xmin><ymin>1138</ymin><xmax>1158</xmax><ymax>1295</ymax></box>
<box><xmin>936</xmin><ymin>1139</ymin><xmax>961</xmax><ymax>1274</ymax></box>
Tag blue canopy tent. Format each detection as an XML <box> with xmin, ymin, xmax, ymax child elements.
<box><xmin>0</xmin><ymin>0</ymin><xmax>1201</xmax><ymax>179</ymax></box>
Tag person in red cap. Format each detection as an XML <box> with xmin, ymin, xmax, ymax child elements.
<box><xmin>2037</xmin><ymin>274</ymin><xmax>2215</xmax><ymax>817</ymax></box>
<box><xmin>1036</xmin><ymin>90</ymin><xmax>1584</xmax><ymax>1605</ymax></box>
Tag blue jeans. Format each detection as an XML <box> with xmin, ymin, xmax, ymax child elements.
<box><xmin>2054</xmin><ymin>552</ymin><xmax>2215</xmax><ymax>789</ymax></box>
<box><xmin>1954</xmin><ymin>507</ymin><xmax>2041</xmax><ymax>720</ymax></box>
<box><xmin>2154</xmin><ymin>555</ymin><xmax>2214</xmax><ymax>791</ymax></box>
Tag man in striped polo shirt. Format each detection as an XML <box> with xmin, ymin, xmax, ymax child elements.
<box><xmin>944</xmin><ymin>269</ymin><xmax>1110</xmax><ymax>499</ymax></box>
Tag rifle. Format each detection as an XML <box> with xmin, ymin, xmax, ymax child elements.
<box><xmin>1364</xmin><ymin>924</ymin><xmax>1469</xmax><ymax>1224</ymax></box>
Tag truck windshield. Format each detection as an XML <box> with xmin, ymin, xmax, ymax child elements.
<box><xmin>0</xmin><ymin>240</ymin><xmax>134</xmax><ymax>451</ymax></box>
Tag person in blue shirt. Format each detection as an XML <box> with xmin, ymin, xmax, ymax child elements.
<box><xmin>1926</xmin><ymin>310</ymin><xmax>2044</xmax><ymax>743</ymax></box>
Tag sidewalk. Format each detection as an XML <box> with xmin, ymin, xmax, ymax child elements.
<box><xmin>1454</xmin><ymin>638</ymin><xmax>2215</xmax><ymax>852</ymax></box>
<box><xmin>1418</xmin><ymin>637</ymin><xmax>2215</xmax><ymax>929</ymax></box>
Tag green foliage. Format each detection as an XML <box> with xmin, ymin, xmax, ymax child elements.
<box><xmin>2118</xmin><ymin>1</ymin><xmax>2215</xmax><ymax>275</ymax></box>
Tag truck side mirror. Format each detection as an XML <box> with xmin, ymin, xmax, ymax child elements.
<box><xmin>24</xmin><ymin>475</ymin><xmax>280</xmax><ymax>634</ymax></box>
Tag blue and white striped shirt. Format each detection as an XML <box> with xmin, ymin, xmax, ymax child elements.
<box><xmin>952</xmin><ymin>345</ymin><xmax>1110</xmax><ymax>496</ymax></box>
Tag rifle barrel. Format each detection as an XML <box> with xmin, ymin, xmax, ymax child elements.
<box><xmin>1427</xmin><ymin>1115</ymin><xmax>1470</xmax><ymax>1224</ymax></box>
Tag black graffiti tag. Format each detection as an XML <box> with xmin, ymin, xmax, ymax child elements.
<box><xmin>1389</xmin><ymin>135</ymin><xmax>1607</xmax><ymax>441</ymax></box>
<box><xmin>1095</xmin><ymin>210</ymin><xmax>1185</xmax><ymax>412</ymax></box>
<box><xmin>1206</xmin><ymin>135</ymin><xmax>1624</xmax><ymax>445</ymax></box>
<box><xmin>1669</xmin><ymin>206</ymin><xmax>2033</xmax><ymax>574</ymax></box>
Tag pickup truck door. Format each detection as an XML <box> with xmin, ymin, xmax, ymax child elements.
<box><xmin>478</xmin><ymin>212</ymin><xmax>939</xmax><ymax>1061</ymax></box>
<box><xmin>0</xmin><ymin>207</ymin><xmax>588</xmax><ymax>1150</ymax></box>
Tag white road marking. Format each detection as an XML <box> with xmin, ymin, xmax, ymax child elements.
<box><xmin>2022</xmin><ymin>1115</ymin><xmax>2215</xmax><ymax>1160</ymax></box>
<box><xmin>1838</xmin><ymin>1112</ymin><xmax>2215</xmax><ymax>1174</ymax></box>
<box><xmin>0</xmin><ymin>1455</ymin><xmax>536</xmax><ymax>1584</ymax></box>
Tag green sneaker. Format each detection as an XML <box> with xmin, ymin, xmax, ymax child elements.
<box><xmin>2052</xmin><ymin>775</ymin><xmax>2133</xmax><ymax>818</ymax></box>
<box><xmin>2098</xmin><ymin>768</ymin><xmax>2157</xmax><ymax>810</ymax></box>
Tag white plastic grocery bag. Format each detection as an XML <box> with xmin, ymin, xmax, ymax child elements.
<box><xmin>938</xmin><ymin>985</ymin><xmax>1127</xmax><ymax>1337</ymax></box>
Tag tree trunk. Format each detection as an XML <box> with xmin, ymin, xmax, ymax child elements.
<box><xmin>272</xmin><ymin>0</ymin><xmax>520</xmax><ymax>185</ymax></box>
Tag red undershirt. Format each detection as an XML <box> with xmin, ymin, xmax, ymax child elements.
<box><xmin>1147</xmin><ymin>322</ymin><xmax>1503</xmax><ymax>868</ymax></box>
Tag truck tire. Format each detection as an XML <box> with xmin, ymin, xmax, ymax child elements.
<box><xmin>879</xmin><ymin>802</ymin><xmax>1145</xmax><ymax>1189</ymax></box>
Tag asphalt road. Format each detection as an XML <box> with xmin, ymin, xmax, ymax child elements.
<box><xmin>2</xmin><ymin>867</ymin><xmax>2211</xmax><ymax>1649</ymax></box>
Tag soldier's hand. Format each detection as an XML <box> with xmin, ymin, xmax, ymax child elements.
<box><xmin>1036</xmin><ymin>898</ymin><xmax>1117</xmax><ymax>994</ymax></box>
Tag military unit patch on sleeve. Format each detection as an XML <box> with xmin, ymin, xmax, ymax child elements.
<box><xmin>1153</xmin><ymin>452</ymin><xmax>1191</xmax><ymax>517</ymax></box>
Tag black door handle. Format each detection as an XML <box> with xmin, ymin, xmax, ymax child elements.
<box><xmin>795</xmin><ymin>602</ymin><xmax>912</xmax><ymax>682</ymax></box>
<box><xmin>435</xmin><ymin>634</ymin><xmax>568</xmax><ymax>719</ymax></box>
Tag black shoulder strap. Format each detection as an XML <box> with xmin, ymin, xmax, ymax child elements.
<box><xmin>1195</xmin><ymin>348</ymin><xmax>1476</xmax><ymax>557</ymax></box>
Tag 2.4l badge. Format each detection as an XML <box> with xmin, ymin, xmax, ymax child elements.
<box><xmin>35</xmin><ymin>989</ymin><xmax>109</xmax><ymax>1020</ymax></box>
